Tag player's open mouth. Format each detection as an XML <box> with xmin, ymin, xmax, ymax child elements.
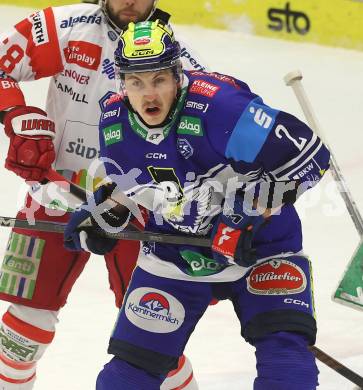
<box><xmin>145</xmin><ymin>107</ymin><xmax>161</xmax><ymax>116</ymax></box>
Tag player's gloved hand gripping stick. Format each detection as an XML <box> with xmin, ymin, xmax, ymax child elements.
<box><xmin>64</xmin><ymin>183</ymin><xmax>132</xmax><ymax>255</ymax></box>
<box><xmin>211</xmin><ymin>194</ymin><xmax>266</xmax><ymax>267</ymax></box>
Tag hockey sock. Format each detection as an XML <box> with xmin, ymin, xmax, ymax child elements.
<box><xmin>253</xmin><ymin>331</ymin><xmax>319</xmax><ymax>390</ymax></box>
<box><xmin>161</xmin><ymin>355</ymin><xmax>198</xmax><ymax>390</ymax></box>
<box><xmin>0</xmin><ymin>305</ymin><xmax>57</xmax><ymax>389</ymax></box>
<box><xmin>96</xmin><ymin>357</ymin><xmax>164</xmax><ymax>390</ymax></box>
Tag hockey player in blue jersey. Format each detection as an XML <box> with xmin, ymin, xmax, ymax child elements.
<box><xmin>64</xmin><ymin>20</ymin><xmax>330</xmax><ymax>389</ymax></box>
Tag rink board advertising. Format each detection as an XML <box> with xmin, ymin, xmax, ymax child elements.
<box><xmin>1</xmin><ymin>0</ymin><xmax>363</xmax><ymax>51</ymax></box>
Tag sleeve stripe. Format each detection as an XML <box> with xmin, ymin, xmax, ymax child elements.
<box><xmin>269</xmin><ymin>133</ymin><xmax>319</xmax><ymax>176</ymax></box>
<box><xmin>270</xmin><ymin>139</ymin><xmax>323</xmax><ymax>180</ymax></box>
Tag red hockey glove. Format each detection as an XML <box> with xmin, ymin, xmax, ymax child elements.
<box><xmin>3</xmin><ymin>106</ymin><xmax>56</xmax><ymax>182</ymax></box>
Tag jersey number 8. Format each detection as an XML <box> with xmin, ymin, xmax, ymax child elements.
<box><xmin>0</xmin><ymin>44</ymin><xmax>24</xmax><ymax>73</ymax></box>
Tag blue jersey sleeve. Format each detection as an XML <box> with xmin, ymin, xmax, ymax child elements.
<box><xmin>218</xmin><ymin>95</ymin><xmax>330</xmax><ymax>186</ymax></box>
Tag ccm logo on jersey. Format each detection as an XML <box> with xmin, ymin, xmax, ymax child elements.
<box><xmin>29</xmin><ymin>11</ymin><xmax>49</xmax><ymax>46</ymax></box>
<box><xmin>190</xmin><ymin>79</ymin><xmax>220</xmax><ymax>98</ymax></box>
<box><xmin>64</xmin><ymin>41</ymin><xmax>102</xmax><ymax>70</ymax></box>
<box><xmin>284</xmin><ymin>298</ymin><xmax>309</xmax><ymax>308</ymax></box>
<box><xmin>145</xmin><ymin>153</ymin><xmax>167</xmax><ymax>159</ymax></box>
<box><xmin>247</xmin><ymin>259</ymin><xmax>307</xmax><ymax>295</ymax></box>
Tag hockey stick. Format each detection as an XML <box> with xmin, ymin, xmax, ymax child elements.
<box><xmin>284</xmin><ymin>70</ymin><xmax>363</xmax><ymax>312</ymax></box>
<box><xmin>284</xmin><ymin>70</ymin><xmax>363</xmax><ymax>234</ymax></box>
<box><xmin>5</xmin><ymin>186</ymin><xmax>362</xmax><ymax>384</ymax></box>
<box><xmin>2</xmin><ymin>218</ymin><xmax>362</xmax><ymax>385</ymax></box>
<box><xmin>0</xmin><ymin>215</ymin><xmax>212</xmax><ymax>247</ymax></box>
<box><xmin>41</xmin><ymin>162</ymin><xmax>363</xmax><ymax>381</ymax></box>
<box><xmin>284</xmin><ymin>71</ymin><xmax>363</xmax><ymax>385</ymax></box>
<box><xmin>309</xmin><ymin>346</ymin><xmax>363</xmax><ymax>388</ymax></box>
<box><xmin>45</xmin><ymin>169</ymin><xmax>89</xmax><ymax>202</ymax></box>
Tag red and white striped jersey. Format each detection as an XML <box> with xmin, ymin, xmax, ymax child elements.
<box><xmin>0</xmin><ymin>3</ymin><xmax>207</xmax><ymax>210</ymax></box>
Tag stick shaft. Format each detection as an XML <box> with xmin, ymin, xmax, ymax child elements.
<box><xmin>2</xmin><ymin>220</ymin><xmax>362</xmax><ymax>384</ymax></box>
<box><xmin>0</xmin><ymin>216</ymin><xmax>211</xmax><ymax>247</ymax></box>
<box><xmin>285</xmin><ymin>71</ymin><xmax>363</xmax><ymax>383</ymax></box>
<box><xmin>45</xmin><ymin>169</ymin><xmax>89</xmax><ymax>202</ymax></box>
<box><xmin>285</xmin><ymin>71</ymin><xmax>363</xmax><ymax>236</ymax></box>
<box><xmin>310</xmin><ymin>346</ymin><xmax>363</xmax><ymax>387</ymax></box>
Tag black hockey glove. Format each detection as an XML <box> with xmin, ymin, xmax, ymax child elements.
<box><xmin>64</xmin><ymin>183</ymin><xmax>131</xmax><ymax>255</ymax></box>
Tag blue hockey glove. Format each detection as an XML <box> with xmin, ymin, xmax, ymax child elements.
<box><xmin>211</xmin><ymin>195</ymin><xmax>266</xmax><ymax>267</ymax></box>
<box><xmin>64</xmin><ymin>183</ymin><xmax>131</xmax><ymax>255</ymax></box>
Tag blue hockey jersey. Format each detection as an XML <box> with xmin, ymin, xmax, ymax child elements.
<box><xmin>98</xmin><ymin>71</ymin><xmax>330</xmax><ymax>282</ymax></box>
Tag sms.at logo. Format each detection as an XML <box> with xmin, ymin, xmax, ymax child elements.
<box><xmin>125</xmin><ymin>288</ymin><xmax>185</xmax><ymax>333</ymax></box>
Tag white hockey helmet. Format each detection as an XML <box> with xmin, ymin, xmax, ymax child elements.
<box><xmin>101</xmin><ymin>0</ymin><xmax>158</xmax><ymax>34</ymax></box>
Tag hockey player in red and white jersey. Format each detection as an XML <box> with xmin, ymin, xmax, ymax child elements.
<box><xmin>0</xmin><ymin>1</ymin><xmax>206</xmax><ymax>388</ymax></box>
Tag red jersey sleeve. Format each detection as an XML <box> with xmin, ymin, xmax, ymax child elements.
<box><xmin>0</xmin><ymin>7</ymin><xmax>64</xmax><ymax>110</ymax></box>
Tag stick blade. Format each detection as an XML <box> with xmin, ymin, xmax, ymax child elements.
<box><xmin>332</xmin><ymin>240</ymin><xmax>363</xmax><ymax>311</ymax></box>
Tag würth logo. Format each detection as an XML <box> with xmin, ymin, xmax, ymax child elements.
<box><xmin>21</xmin><ymin>119</ymin><xmax>55</xmax><ymax>133</ymax></box>
<box><xmin>29</xmin><ymin>11</ymin><xmax>49</xmax><ymax>46</ymax></box>
<box><xmin>64</xmin><ymin>41</ymin><xmax>102</xmax><ymax>70</ymax></box>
